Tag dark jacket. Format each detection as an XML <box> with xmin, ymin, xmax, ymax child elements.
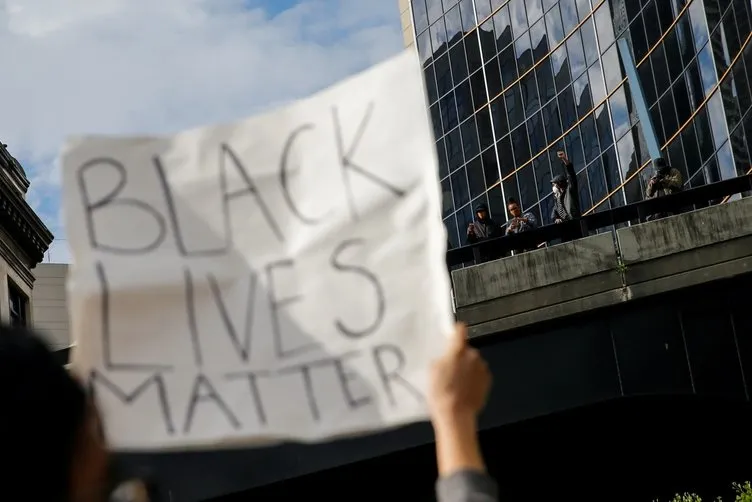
<box><xmin>550</xmin><ymin>162</ymin><xmax>581</xmax><ymax>222</ymax></box>
<box><xmin>466</xmin><ymin>205</ymin><xmax>502</xmax><ymax>245</ymax></box>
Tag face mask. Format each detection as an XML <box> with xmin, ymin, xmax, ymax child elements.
<box><xmin>552</xmin><ymin>185</ymin><xmax>561</xmax><ymax>196</ymax></box>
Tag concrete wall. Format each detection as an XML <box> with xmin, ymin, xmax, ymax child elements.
<box><xmin>31</xmin><ymin>263</ymin><xmax>70</xmax><ymax>350</ymax></box>
<box><xmin>398</xmin><ymin>0</ymin><xmax>415</xmax><ymax>48</ymax></box>
<box><xmin>453</xmin><ymin>196</ymin><xmax>752</xmax><ymax>338</ymax></box>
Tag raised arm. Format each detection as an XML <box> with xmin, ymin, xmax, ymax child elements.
<box><xmin>430</xmin><ymin>325</ymin><xmax>497</xmax><ymax>502</ymax></box>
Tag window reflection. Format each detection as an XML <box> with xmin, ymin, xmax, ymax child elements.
<box><xmin>444</xmin><ymin>5</ymin><xmax>464</xmax><ymax>44</ymax></box>
<box><xmin>475</xmin><ymin>0</ymin><xmax>493</xmax><ymax>22</ymax></box>
<box><xmin>580</xmin><ymin>20</ymin><xmax>599</xmax><ymax>66</ymax></box>
<box><xmin>698</xmin><ymin>44</ymin><xmax>718</xmax><ymax>97</ymax></box>
<box><xmin>601</xmin><ymin>45</ymin><xmax>623</xmax><ymax>92</ymax></box>
<box><xmin>426</xmin><ymin>0</ymin><xmax>443</xmax><ymax>25</ymax></box>
<box><xmin>716</xmin><ymin>140</ymin><xmax>737</xmax><ymax>180</ymax></box>
<box><xmin>560</xmin><ymin>1</ymin><xmax>579</xmax><ymax>33</ymax></box>
<box><xmin>460</xmin><ymin>118</ymin><xmax>480</xmax><ymax>159</ymax></box>
<box><xmin>466</xmin><ymin>157</ymin><xmax>486</xmax><ymax>199</ymax></box>
<box><xmin>595</xmin><ymin>3</ymin><xmax>615</xmax><ymax>51</ymax></box>
<box><xmin>414</xmin><ymin>0</ymin><xmax>429</xmax><ymax>34</ymax></box>
<box><xmin>580</xmin><ymin>115</ymin><xmax>600</xmax><ymax>164</ymax></box>
<box><xmin>545</xmin><ymin>6</ymin><xmax>565</xmax><ymax>47</ymax></box>
<box><xmin>527</xmin><ymin>0</ymin><xmax>544</xmax><ymax>26</ymax></box>
<box><xmin>617</xmin><ymin>128</ymin><xmax>637</xmax><ymax>178</ymax></box>
<box><xmin>459</xmin><ymin>0</ymin><xmax>476</xmax><ymax>31</ymax></box>
<box><xmin>442</xmin><ymin>178</ymin><xmax>454</xmax><ymax>217</ymax></box>
<box><xmin>688</xmin><ymin>0</ymin><xmax>710</xmax><ymax>49</ymax></box>
<box><xmin>707</xmin><ymin>91</ymin><xmax>730</xmax><ymax>150</ymax></box>
<box><xmin>595</xmin><ymin>104</ymin><xmax>614</xmax><ymax>150</ymax></box>
<box><xmin>530</xmin><ymin>18</ymin><xmax>548</xmax><ymax>61</ymax></box>
<box><xmin>552</xmin><ymin>44</ymin><xmax>571</xmax><ymax>91</ymax></box>
<box><xmin>451</xmin><ymin>167</ymin><xmax>470</xmax><ymax>208</ymax></box>
<box><xmin>511</xmin><ymin>123</ymin><xmax>532</xmax><ymax>166</ymax></box>
<box><xmin>567</xmin><ymin>33</ymin><xmax>587</xmax><ymax>80</ymax></box>
<box><xmin>515</xmin><ymin>31</ymin><xmax>534</xmax><ymax>73</ymax></box>
<box><xmin>494</xmin><ymin>6</ymin><xmax>513</xmax><ymax>50</ymax></box>
<box><xmin>445</xmin><ymin>214</ymin><xmax>460</xmax><ymax>249</ymax></box>
<box><xmin>610</xmin><ymin>86</ymin><xmax>631</xmax><ymax>139</ymax></box>
<box><xmin>509</xmin><ymin>0</ymin><xmax>528</xmax><ymax>34</ymax></box>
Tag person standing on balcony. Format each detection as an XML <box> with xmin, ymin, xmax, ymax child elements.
<box><xmin>505</xmin><ymin>198</ymin><xmax>538</xmax><ymax>254</ymax></box>
<box><xmin>466</xmin><ymin>203</ymin><xmax>502</xmax><ymax>245</ymax></box>
<box><xmin>550</xmin><ymin>151</ymin><xmax>582</xmax><ymax>225</ymax></box>
<box><xmin>646</xmin><ymin>157</ymin><xmax>683</xmax><ymax>221</ymax></box>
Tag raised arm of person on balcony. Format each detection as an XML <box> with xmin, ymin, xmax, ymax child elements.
<box><xmin>430</xmin><ymin>324</ymin><xmax>497</xmax><ymax>502</ymax></box>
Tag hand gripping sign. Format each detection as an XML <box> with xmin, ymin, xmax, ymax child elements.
<box><xmin>62</xmin><ymin>50</ymin><xmax>454</xmax><ymax>451</ymax></box>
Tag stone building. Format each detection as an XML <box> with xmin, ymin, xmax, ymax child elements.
<box><xmin>0</xmin><ymin>141</ymin><xmax>54</xmax><ymax>328</ymax></box>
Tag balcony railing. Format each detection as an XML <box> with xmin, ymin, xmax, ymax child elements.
<box><xmin>447</xmin><ymin>174</ymin><xmax>752</xmax><ymax>269</ymax></box>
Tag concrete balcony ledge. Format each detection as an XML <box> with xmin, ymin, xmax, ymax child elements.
<box><xmin>453</xmin><ymin>196</ymin><xmax>752</xmax><ymax>338</ymax></box>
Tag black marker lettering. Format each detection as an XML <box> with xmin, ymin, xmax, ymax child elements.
<box><xmin>333</xmin><ymin>355</ymin><xmax>372</xmax><ymax>410</ymax></box>
<box><xmin>330</xmin><ymin>239</ymin><xmax>385</xmax><ymax>339</ymax></box>
<box><xmin>225</xmin><ymin>371</ymin><xmax>270</xmax><ymax>426</ymax></box>
<box><xmin>207</xmin><ymin>272</ymin><xmax>257</xmax><ymax>362</ymax></box>
<box><xmin>153</xmin><ymin>155</ymin><xmax>230</xmax><ymax>257</ymax></box>
<box><xmin>332</xmin><ymin>104</ymin><xmax>407</xmax><ymax>221</ymax></box>
<box><xmin>280</xmin><ymin>124</ymin><xmax>329</xmax><ymax>225</ymax></box>
<box><xmin>372</xmin><ymin>344</ymin><xmax>423</xmax><ymax>406</ymax></box>
<box><xmin>266</xmin><ymin>260</ymin><xmax>318</xmax><ymax>359</ymax></box>
<box><xmin>77</xmin><ymin>158</ymin><xmax>166</xmax><ymax>254</ymax></box>
<box><xmin>277</xmin><ymin>364</ymin><xmax>320</xmax><ymax>421</ymax></box>
<box><xmin>183</xmin><ymin>268</ymin><xmax>203</xmax><ymax>366</ymax></box>
<box><xmin>183</xmin><ymin>374</ymin><xmax>241</xmax><ymax>434</ymax></box>
<box><xmin>220</xmin><ymin>143</ymin><xmax>284</xmax><ymax>242</ymax></box>
<box><xmin>88</xmin><ymin>370</ymin><xmax>175</xmax><ymax>435</ymax></box>
<box><xmin>98</xmin><ymin>262</ymin><xmax>173</xmax><ymax>372</ymax></box>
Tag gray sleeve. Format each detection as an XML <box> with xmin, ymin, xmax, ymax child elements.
<box><xmin>436</xmin><ymin>470</ymin><xmax>498</xmax><ymax>502</ymax></box>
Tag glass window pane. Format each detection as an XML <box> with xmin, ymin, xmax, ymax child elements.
<box><xmin>435</xmin><ymin>53</ymin><xmax>454</xmax><ymax>96</ymax></box>
<box><xmin>581</xmin><ymin>20</ymin><xmax>599</xmax><ymax>66</ymax></box>
<box><xmin>595</xmin><ymin>2</ymin><xmax>616</xmax><ymax>51</ymax></box>
<box><xmin>449</xmin><ymin>41</ymin><xmax>469</xmax><ymax>83</ymax></box>
<box><xmin>445</xmin><ymin>214</ymin><xmax>460</xmax><ymax>250</ymax></box>
<box><xmin>707</xmin><ymin>91</ymin><xmax>730</xmax><ymax>151</ymax></box>
<box><xmin>595</xmin><ymin>103</ymin><xmax>614</xmax><ymax>150</ymax></box>
<box><xmin>564</xmin><ymin>124</ymin><xmax>585</xmax><ymax>169</ymax></box>
<box><xmin>527</xmin><ymin>0</ymin><xmax>544</xmax><ymax>26</ymax></box>
<box><xmin>445</xmin><ymin>5</ymin><xmax>464</xmax><ymax>44</ymax></box>
<box><xmin>494</xmin><ymin>6</ymin><xmax>513</xmax><ymax>50</ymax></box>
<box><xmin>446</xmin><ymin>127</ymin><xmax>465</xmax><ymax>170</ymax></box>
<box><xmin>437</xmin><ymin>137</ymin><xmax>449</xmax><ymax>179</ymax></box>
<box><xmin>430</xmin><ymin>102</ymin><xmax>443</xmax><ymax>139</ymax></box>
<box><xmin>491</xmin><ymin>95</ymin><xmax>509</xmax><ymax>137</ymax></box>
<box><xmin>480</xmin><ymin>18</ymin><xmax>497</xmax><ymax>62</ymax></box>
<box><xmin>417</xmin><ymin>30</ymin><xmax>434</xmax><ymax>67</ymax></box>
<box><xmin>442</xmin><ymin>178</ymin><xmax>454</xmax><ymax>217</ymax></box>
<box><xmin>659</xmin><ymin>89</ymin><xmax>679</xmax><ymax>140</ymax></box>
<box><xmin>536</xmin><ymin>57</ymin><xmax>556</xmax><ymax>104</ymax></box>
<box><xmin>456</xmin><ymin>80</ymin><xmax>474</xmax><ymax>121</ymax></box>
<box><xmin>529</xmin><ymin>112</ymin><xmax>547</xmax><ymax>155</ymax></box>
<box><xmin>413</xmin><ymin>0</ymin><xmax>429</xmax><ymax>34</ymax></box>
<box><xmin>651</xmin><ymin>45</ymin><xmax>671</xmax><ymax>99</ymax></box>
<box><xmin>482</xmin><ymin>147</ymin><xmax>500</xmax><ymax>186</ymax></box>
<box><xmin>459</xmin><ymin>0</ymin><xmax>476</xmax><ymax>31</ymax></box>
<box><xmin>440</xmin><ymin>91</ymin><xmax>460</xmax><ymax>132</ymax></box>
<box><xmin>521</xmin><ymin>72</ymin><xmax>541</xmax><ymax>117</ymax></box>
<box><xmin>497</xmin><ymin>135</ymin><xmax>515</xmax><ymax>176</ymax></box>
<box><xmin>451</xmin><ymin>167</ymin><xmax>471</xmax><ymax>208</ymax></box>
<box><xmin>509</xmin><ymin>0</ymin><xmax>528</xmax><ymax>35</ymax></box>
<box><xmin>560</xmin><ymin>2</ymin><xmax>579</xmax><ymax>33</ymax></box>
<box><xmin>475</xmin><ymin>0</ymin><xmax>493</xmax><ymax>22</ymax></box>
<box><xmin>698</xmin><ymin>44</ymin><xmax>718</xmax><ymax>97</ymax></box>
<box><xmin>544</xmin><ymin>99</ymin><xmax>563</xmax><ymax>143</ymax></box>
<box><xmin>460</xmin><ymin>117</ymin><xmax>480</xmax><ymax>159</ymax></box>
<box><xmin>499</xmin><ymin>44</ymin><xmax>518</xmax><ymax>87</ymax></box>
<box><xmin>642</xmin><ymin>2</ymin><xmax>661</xmax><ymax>47</ymax></box>
<box><xmin>545</xmin><ymin>6</ymin><xmax>565</xmax><ymax>47</ymax></box>
<box><xmin>552</xmin><ymin>44</ymin><xmax>572</xmax><ymax>91</ymax></box>
<box><xmin>602</xmin><ymin>44</ymin><xmax>623</xmax><ymax>92</ymax></box>
<box><xmin>610</xmin><ymin>86</ymin><xmax>631</xmax><ymax>140</ymax></box>
<box><xmin>559</xmin><ymin>85</ymin><xmax>578</xmax><ymax>130</ymax></box>
<box><xmin>470</xmin><ymin>70</ymin><xmax>487</xmax><ymax>110</ymax></box>
<box><xmin>511</xmin><ymin>123</ymin><xmax>532</xmax><ymax>167</ymax></box>
<box><xmin>505</xmin><ymin>84</ymin><xmax>525</xmax><ymax>129</ymax></box>
<box><xmin>567</xmin><ymin>32</ymin><xmax>587</xmax><ymax>80</ymax></box>
<box><xmin>688</xmin><ymin>0</ymin><xmax>710</xmax><ymax>49</ymax></box>
<box><xmin>534</xmin><ymin>155</ymin><xmax>552</xmax><ymax>199</ymax></box>
<box><xmin>467</xmin><ymin>157</ymin><xmax>486</xmax><ymax>199</ymax></box>
<box><xmin>573</xmin><ymin>72</ymin><xmax>593</xmax><ymax>119</ymax></box>
<box><xmin>601</xmin><ymin>145</ymin><xmax>621</xmax><ymax>194</ymax></box>
<box><xmin>589</xmin><ymin>63</ymin><xmax>607</xmax><ymax>105</ymax></box>
<box><xmin>477</xmin><ymin>108</ymin><xmax>495</xmax><ymax>150</ymax></box>
<box><xmin>530</xmin><ymin>17</ymin><xmax>548</xmax><ymax>62</ymax></box>
<box><xmin>466</xmin><ymin>33</ymin><xmax>483</xmax><ymax>73</ymax></box>
<box><xmin>485</xmin><ymin>57</ymin><xmax>503</xmax><ymax>97</ymax></box>
<box><xmin>425</xmin><ymin>65</ymin><xmax>439</xmax><ymax>103</ymax></box>
<box><xmin>588</xmin><ymin>156</ymin><xmax>608</xmax><ymax>204</ymax></box>
<box><xmin>518</xmin><ymin>164</ymin><xmax>538</xmax><ymax>209</ymax></box>
<box><xmin>430</xmin><ymin>18</ymin><xmax>448</xmax><ymax>57</ymax></box>
<box><xmin>716</xmin><ymin>140</ymin><xmax>736</xmax><ymax>180</ymax></box>
<box><xmin>515</xmin><ymin>31</ymin><xmax>534</xmax><ymax>74</ymax></box>
<box><xmin>580</xmin><ymin>115</ymin><xmax>600</xmax><ymax>164</ymax></box>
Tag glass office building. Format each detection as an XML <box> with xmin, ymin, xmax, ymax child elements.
<box><xmin>399</xmin><ymin>0</ymin><xmax>752</xmax><ymax>249</ymax></box>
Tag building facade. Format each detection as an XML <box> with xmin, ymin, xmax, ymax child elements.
<box><xmin>400</xmin><ymin>0</ymin><xmax>752</xmax><ymax>249</ymax></box>
<box><xmin>31</xmin><ymin>263</ymin><xmax>70</xmax><ymax>351</ymax></box>
<box><xmin>0</xmin><ymin>142</ymin><xmax>54</xmax><ymax>326</ymax></box>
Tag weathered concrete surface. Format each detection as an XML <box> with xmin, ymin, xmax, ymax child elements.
<box><xmin>453</xmin><ymin>196</ymin><xmax>752</xmax><ymax>338</ymax></box>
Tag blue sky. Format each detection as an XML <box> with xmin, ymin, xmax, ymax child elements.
<box><xmin>0</xmin><ymin>0</ymin><xmax>404</xmax><ymax>262</ymax></box>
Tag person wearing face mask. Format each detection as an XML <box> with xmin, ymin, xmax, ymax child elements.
<box><xmin>550</xmin><ymin>151</ymin><xmax>582</xmax><ymax>225</ymax></box>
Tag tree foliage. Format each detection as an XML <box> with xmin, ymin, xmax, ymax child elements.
<box><xmin>656</xmin><ymin>482</ymin><xmax>752</xmax><ymax>502</ymax></box>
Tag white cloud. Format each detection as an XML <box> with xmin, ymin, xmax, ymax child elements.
<box><xmin>0</xmin><ymin>0</ymin><xmax>403</xmax><ymax>263</ymax></box>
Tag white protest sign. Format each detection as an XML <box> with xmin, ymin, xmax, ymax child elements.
<box><xmin>62</xmin><ymin>49</ymin><xmax>454</xmax><ymax>451</ymax></box>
